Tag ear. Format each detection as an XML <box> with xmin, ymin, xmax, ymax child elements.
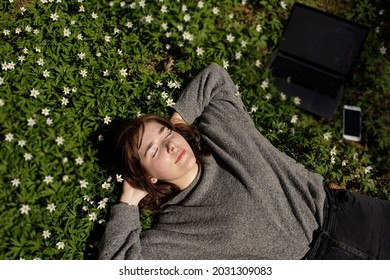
<box><xmin>149</xmin><ymin>177</ymin><xmax>158</xmax><ymax>184</ymax></box>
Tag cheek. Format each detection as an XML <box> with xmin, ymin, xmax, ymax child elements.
<box><xmin>148</xmin><ymin>156</ymin><xmax>173</xmax><ymax>177</ymax></box>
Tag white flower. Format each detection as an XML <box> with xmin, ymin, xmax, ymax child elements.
<box><xmin>44</xmin><ymin>175</ymin><xmax>53</xmax><ymax>184</ymax></box>
<box><xmin>50</xmin><ymin>13</ymin><xmax>59</xmax><ymax>21</ymax></box>
<box><xmin>212</xmin><ymin>7</ymin><xmax>219</xmax><ymax>15</ymax></box>
<box><xmin>46</xmin><ymin>203</ymin><xmax>56</xmax><ymax>213</ymax></box>
<box><xmin>222</xmin><ymin>60</ymin><xmax>229</xmax><ymax>69</ymax></box>
<box><xmin>75</xmin><ymin>157</ymin><xmax>84</xmax><ymax>165</ymax></box>
<box><xmin>330</xmin><ymin>146</ymin><xmax>337</xmax><ymax>156</ymax></box>
<box><xmin>101</xmin><ymin>182</ymin><xmax>111</xmax><ymax>189</ymax></box>
<box><xmin>166</xmin><ymin>98</ymin><xmax>175</xmax><ymax>107</ymax></box>
<box><xmin>42</xmin><ymin>230</ymin><xmax>51</xmax><ymax>239</ymax></box>
<box><xmin>183</xmin><ymin>14</ymin><xmax>191</xmax><ymax>22</ymax></box>
<box><xmin>103</xmin><ymin>116</ymin><xmax>111</xmax><ymax>125</ymax></box>
<box><xmin>5</xmin><ymin>133</ymin><xmax>14</xmax><ymax>142</ymax></box>
<box><xmin>342</xmin><ymin>160</ymin><xmax>348</xmax><ymax>166</ymax></box>
<box><xmin>20</xmin><ymin>204</ymin><xmax>31</xmax><ymax>215</ymax></box>
<box><xmin>89</xmin><ymin>212</ymin><xmax>98</xmax><ymax>222</ymax></box>
<box><xmin>196</xmin><ymin>47</ymin><xmax>204</xmax><ymax>56</ymax></box>
<box><xmin>3</xmin><ymin>29</ymin><xmax>10</xmax><ymax>36</ymax></box>
<box><xmin>364</xmin><ymin>166</ymin><xmax>373</xmax><ymax>174</ymax></box>
<box><xmin>167</xmin><ymin>81</ymin><xmax>176</xmax><ymax>88</ymax></box>
<box><xmin>103</xmin><ymin>70</ymin><xmax>109</xmax><ymax>77</ymax></box>
<box><xmin>27</xmin><ymin>117</ymin><xmax>36</xmax><ymax>127</ymax></box>
<box><xmin>91</xmin><ymin>12</ymin><xmax>98</xmax><ymax>19</ymax></box>
<box><xmin>265</xmin><ymin>93</ymin><xmax>272</xmax><ymax>100</ymax></box>
<box><xmin>280</xmin><ymin>1</ymin><xmax>287</xmax><ymax>9</ymax></box>
<box><xmin>98</xmin><ymin>198</ymin><xmax>108</xmax><ymax>209</ymax></box>
<box><xmin>255</xmin><ymin>60</ymin><xmax>262</xmax><ymax>68</ymax></box>
<box><xmin>379</xmin><ymin>46</ymin><xmax>387</xmax><ymax>55</ymax></box>
<box><xmin>2</xmin><ymin>61</ymin><xmax>9</xmax><ymax>71</ymax></box>
<box><xmin>77</xmin><ymin>33</ymin><xmax>83</xmax><ymax>40</ymax></box>
<box><xmin>61</xmin><ymin>97</ymin><xmax>69</xmax><ymax>106</ymax></box>
<box><xmin>331</xmin><ymin>156</ymin><xmax>336</xmax><ymax>165</ymax></box>
<box><xmin>116</xmin><ymin>174</ymin><xmax>124</xmax><ymax>183</ymax></box>
<box><xmin>79</xmin><ymin>69</ymin><xmax>87</xmax><ymax>77</ymax></box>
<box><xmin>280</xmin><ymin>93</ymin><xmax>287</xmax><ymax>101</ymax></box>
<box><xmin>30</xmin><ymin>88</ymin><xmax>40</xmax><ymax>98</ymax></box>
<box><xmin>56</xmin><ymin>242</ymin><xmax>65</xmax><ymax>250</ymax></box>
<box><xmin>139</xmin><ymin>0</ymin><xmax>146</xmax><ymax>8</ymax></box>
<box><xmin>293</xmin><ymin>97</ymin><xmax>301</xmax><ymax>105</ymax></box>
<box><xmin>250</xmin><ymin>106</ymin><xmax>258</xmax><ymax>113</ymax></box>
<box><xmin>182</xmin><ymin>31</ymin><xmax>193</xmax><ymax>41</ymax></box>
<box><xmin>41</xmin><ymin>108</ymin><xmax>50</xmax><ymax>116</ymax></box>
<box><xmin>226</xmin><ymin>34</ymin><xmax>235</xmax><ymax>43</ymax></box>
<box><xmin>323</xmin><ymin>132</ymin><xmax>332</xmax><ymax>141</ymax></box>
<box><xmin>18</xmin><ymin>139</ymin><xmax>26</xmax><ymax>147</ymax></box>
<box><xmin>63</xmin><ymin>28</ymin><xmax>71</xmax><ymax>37</ymax></box>
<box><xmin>55</xmin><ymin>137</ymin><xmax>64</xmax><ymax>145</ymax></box>
<box><xmin>119</xmin><ymin>68</ymin><xmax>128</xmax><ymax>77</ymax></box>
<box><xmin>77</xmin><ymin>52</ymin><xmax>86</xmax><ymax>60</ymax></box>
<box><xmin>290</xmin><ymin>115</ymin><xmax>298</xmax><ymax>124</ymax></box>
<box><xmin>198</xmin><ymin>1</ymin><xmax>204</xmax><ymax>8</ymax></box>
<box><xmin>261</xmin><ymin>80</ymin><xmax>269</xmax><ymax>90</ymax></box>
<box><xmin>62</xmin><ymin>175</ymin><xmax>69</xmax><ymax>182</ymax></box>
<box><xmin>235</xmin><ymin>51</ymin><xmax>242</xmax><ymax>60</ymax></box>
<box><xmin>104</xmin><ymin>36</ymin><xmax>111</xmax><ymax>42</ymax></box>
<box><xmin>144</xmin><ymin>15</ymin><xmax>153</xmax><ymax>23</ymax></box>
<box><xmin>46</xmin><ymin>118</ymin><xmax>53</xmax><ymax>126</ymax></box>
<box><xmin>63</xmin><ymin>87</ymin><xmax>71</xmax><ymax>95</ymax></box>
<box><xmin>11</xmin><ymin>178</ymin><xmax>21</xmax><ymax>187</ymax></box>
<box><xmin>37</xmin><ymin>58</ymin><xmax>44</xmax><ymax>66</ymax></box>
<box><xmin>256</xmin><ymin>24</ymin><xmax>262</xmax><ymax>32</ymax></box>
<box><xmin>79</xmin><ymin>179</ymin><xmax>88</xmax><ymax>188</ymax></box>
<box><xmin>126</xmin><ymin>21</ymin><xmax>133</xmax><ymax>28</ymax></box>
<box><xmin>0</xmin><ymin>78</ymin><xmax>4</xmax><ymax>86</ymax></box>
<box><xmin>42</xmin><ymin>69</ymin><xmax>50</xmax><ymax>78</ymax></box>
<box><xmin>161</xmin><ymin>5</ymin><xmax>168</xmax><ymax>13</ymax></box>
<box><xmin>18</xmin><ymin>55</ymin><xmax>25</xmax><ymax>62</ymax></box>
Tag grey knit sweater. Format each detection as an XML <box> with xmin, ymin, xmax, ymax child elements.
<box><xmin>98</xmin><ymin>63</ymin><xmax>326</xmax><ymax>259</ymax></box>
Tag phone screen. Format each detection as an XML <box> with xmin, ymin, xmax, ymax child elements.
<box><xmin>344</xmin><ymin>109</ymin><xmax>361</xmax><ymax>137</ymax></box>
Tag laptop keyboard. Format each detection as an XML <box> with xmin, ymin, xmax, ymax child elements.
<box><xmin>271</xmin><ymin>56</ymin><xmax>343</xmax><ymax>98</ymax></box>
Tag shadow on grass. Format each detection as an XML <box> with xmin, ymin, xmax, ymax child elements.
<box><xmin>83</xmin><ymin>118</ymin><xmax>131</xmax><ymax>259</ymax></box>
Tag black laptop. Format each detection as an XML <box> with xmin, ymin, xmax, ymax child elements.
<box><xmin>269</xmin><ymin>3</ymin><xmax>369</xmax><ymax>118</ymax></box>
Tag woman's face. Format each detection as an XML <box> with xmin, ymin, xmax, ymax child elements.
<box><xmin>138</xmin><ymin>121</ymin><xmax>199</xmax><ymax>189</ymax></box>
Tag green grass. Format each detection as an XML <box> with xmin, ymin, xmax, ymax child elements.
<box><xmin>0</xmin><ymin>0</ymin><xmax>389</xmax><ymax>259</ymax></box>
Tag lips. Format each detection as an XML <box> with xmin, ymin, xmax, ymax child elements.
<box><xmin>175</xmin><ymin>149</ymin><xmax>186</xmax><ymax>163</ymax></box>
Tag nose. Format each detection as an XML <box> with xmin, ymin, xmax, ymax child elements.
<box><xmin>166</xmin><ymin>141</ymin><xmax>176</xmax><ymax>153</ymax></box>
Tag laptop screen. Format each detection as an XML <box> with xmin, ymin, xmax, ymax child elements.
<box><xmin>280</xmin><ymin>4</ymin><xmax>369</xmax><ymax>76</ymax></box>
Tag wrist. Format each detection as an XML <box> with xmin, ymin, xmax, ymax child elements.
<box><xmin>119</xmin><ymin>192</ymin><xmax>143</xmax><ymax>206</ymax></box>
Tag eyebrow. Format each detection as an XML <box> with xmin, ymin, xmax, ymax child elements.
<box><xmin>144</xmin><ymin>126</ymin><xmax>166</xmax><ymax>158</ymax></box>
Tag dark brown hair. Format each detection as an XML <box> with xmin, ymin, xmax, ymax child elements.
<box><xmin>116</xmin><ymin>114</ymin><xmax>207</xmax><ymax>215</ymax></box>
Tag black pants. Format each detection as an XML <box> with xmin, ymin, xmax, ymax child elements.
<box><xmin>306</xmin><ymin>189</ymin><xmax>390</xmax><ymax>259</ymax></box>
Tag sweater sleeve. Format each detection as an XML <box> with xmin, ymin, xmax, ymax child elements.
<box><xmin>173</xmin><ymin>63</ymin><xmax>249</xmax><ymax>125</ymax></box>
<box><xmin>98</xmin><ymin>204</ymin><xmax>143</xmax><ymax>260</ymax></box>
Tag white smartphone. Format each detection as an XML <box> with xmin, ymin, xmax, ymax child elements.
<box><xmin>343</xmin><ymin>105</ymin><xmax>362</xmax><ymax>142</ymax></box>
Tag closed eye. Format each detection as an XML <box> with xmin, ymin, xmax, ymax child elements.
<box><xmin>152</xmin><ymin>128</ymin><xmax>172</xmax><ymax>158</ymax></box>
